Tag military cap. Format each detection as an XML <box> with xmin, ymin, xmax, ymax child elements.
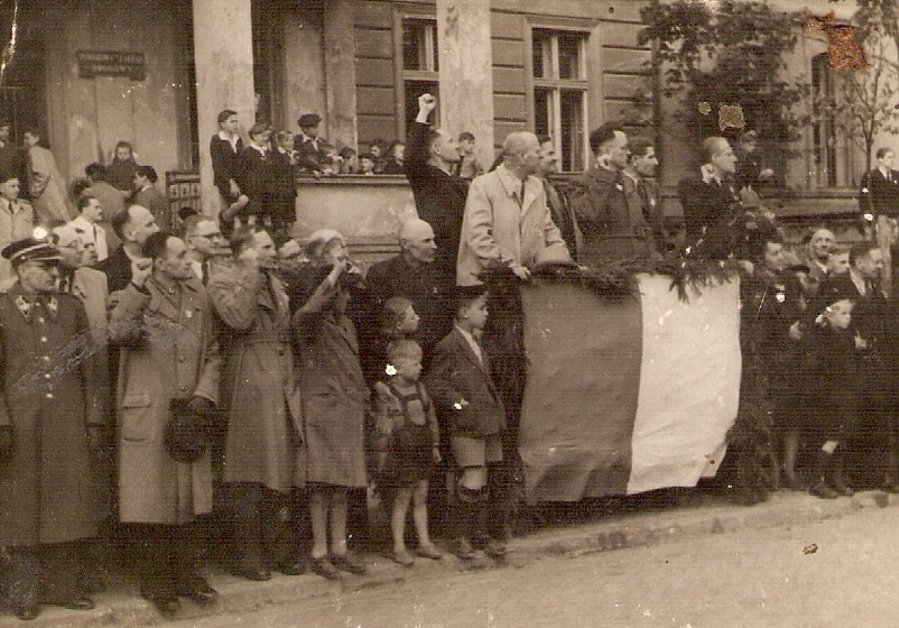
<box><xmin>298</xmin><ymin>113</ymin><xmax>322</xmax><ymax>128</ymax></box>
<box><xmin>1</xmin><ymin>238</ymin><xmax>62</xmax><ymax>267</ymax></box>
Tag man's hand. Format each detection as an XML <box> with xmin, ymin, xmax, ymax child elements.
<box><xmin>759</xmin><ymin>168</ymin><xmax>775</xmax><ymax>180</ymax></box>
<box><xmin>511</xmin><ymin>264</ymin><xmax>531</xmax><ymax>281</ymax></box>
<box><xmin>229</xmin><ymin>179</ymin><xmax>240</xmax><ymax>197</ymax></box>
<box><xmin>238</xmin><ymin>246</ymin><xmax>259</xmax><ymax>270</ymax></box>
<box><xmin>417</xmin><ymin>93</ymin><xmax>437</xmax><ymax>123</ymax></box>
<box><xmin>788</xmin><ymin>321</ymin><xmax>803</xmax><ymax>342</ymax></box>
<box><xmin>432</xmin><ymin>447</ymin><xmax>442</xmax><ymax>464</ymax></box>
<box><xmin>855</xmin><ymin>333</ymin><xmax>868</xmax><ymax>350</ymax></box>
<box><xmin>130</xmin><ymin>258</ymin><xmax>152</xmax><ymax>288</ymax></box>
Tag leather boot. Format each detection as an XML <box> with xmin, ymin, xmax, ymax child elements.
<box><xmin>453</xmin><ymin>487</ymin><xmax>481</xmax><ymax>560</ymax></box>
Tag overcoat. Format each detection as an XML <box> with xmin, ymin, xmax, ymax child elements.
<box><xmin>109</xmin><ymin>278</ymin><xmax>220</xmax><ymax>524</ymax></box>
<box><xmin>293</xmin><ymin>309</ymin><xmax>369</xmax><ymax>488</ymax></box>
<box><xmin>0</xmin><ymin>284</ymin><xmax>105</xmax><ymax>546</ymax></box>
<box><xmin>28</xmin><ymin>145</ymin><xmax>74</xmax><ymax>224</ymax></box>
<box><xmin>208</xmin><ymin>263</ymin><xmax>301</xmax><ymax>493</ymax></box>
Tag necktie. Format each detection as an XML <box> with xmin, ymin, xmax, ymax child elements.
<box><xmin>518</xmin><ymin>179</ymin><xmax>526</xmax><ymax>209</ymax></box>
<box><xmin>201</xmin><ymin>261</ymin><xmax>209</xmax><ymax>285</ymax></box>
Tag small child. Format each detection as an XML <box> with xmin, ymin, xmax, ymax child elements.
<box><xmin>425</xmin><ymin>285</ymin><xmax>507</xmax><ymax>560</ymax></box>
<box><xmin>808</xmin><ymin>295</ymin><xmax>857</xmax><ymax>499</ymax></box>
<box><xmin>373</xmin><ymin>339</ymin><xmax>442</xmax><ymax>566</ymax></box>
<box><xmin>359</xmin><ymin>153</ymin><xmax>376</xmax><ymax>176</ymax></box>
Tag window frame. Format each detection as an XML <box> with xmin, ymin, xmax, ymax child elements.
<box><xmin>393</xmin><ymin>7</ymin><xmax>440</xmax><ymax>140</ymax></box>
<box><xmin>524</xmin><ymin>18</ymin><xmax>602</xmax><ymax>173</ymax></box>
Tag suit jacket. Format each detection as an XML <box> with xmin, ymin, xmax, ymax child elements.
<box><xmin>293</xmin><ymin>135</ymin><xmax>326</xmax><ymax>174</ymax></box>
<box><xmin>210</xmin><ymin>133</ymin><xmax>244</xmax><ymax>200</ymax></box>
<box><xmin>859</xmin><ymin>168</ymin><xmax>899</xmax><ymax>217</ymax></box>
<box><xmin>544</xmin><ymin>176</ymin><xmax>579</xmax><ymax>261</ymax></box>
<box><xmin>425</xmin><ymin>327</ymin><xmax>506</xmax><ymax>438</ymax></box>
<box><xmin>568</xmin><ymin>166</ymin><xmax>651</xmax><ymax>265</ymax></box>
<box><xmin>87</xmin><ymin>180</ymin><xmax>125</xmax><ymax>251</ymax></box>
<box><xmin>96</xmin><ymin>245</ymin><xmax>133</xmax><ymax>293</ymax></box>
<box><xmin>236</xmin><ymin>146</ymin><xmax>274</xmax><ymax>216</ymax></box>
<box><xmin>405</xmin><ymin>121</ymin><xmax>470</xmax><ymax>283</ymax></box>
<box><xmin>456</xmin><ymin>164</ymin><xmax>568</xmax><ymax>286</ymax></box>
<box><xmin>815</xmin><ymin>272</ymin><xmax>892</xmax><ymax>364</ymax></box>
<box><xmin>677</xmin><ymin>171</ymin><xmax>742</xmax><ymax>259</ymax></box>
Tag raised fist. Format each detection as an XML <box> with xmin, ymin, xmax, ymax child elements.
<box><xmin>418</xmin><ymin>93</ymin><xmax>437</xmax><ymax>114</ymax></box>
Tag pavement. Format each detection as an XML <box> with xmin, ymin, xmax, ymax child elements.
<box><xmin>5</xmin><ymin>487</ymin><xmax>898</xmax><ymax>627</ymax></box>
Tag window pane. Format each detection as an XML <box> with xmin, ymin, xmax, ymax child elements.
<box><xmin>560</xmin><ymin>90</ymin><xmax>585</xmax><ymax>172</ymax></box>
<box><xmin>558</xmin><ymin>34</ymin><xmax>582</xmax><ymax>80</ymax></box>
<box><xmin>534</xmin><ymin>88</ymin><xmax>552</xmax><ymax>139</ymax></box>
<box><xmin>532</xmin><ymin>31</ymin><xmax>549</xmax><ymax>78</ymax></box>
<box><xmin>405</xmin><ymin>80</ymin><xmax>440</xmax><ymax>128</ymax></box>
<box><xmin>403</xmin><ymin>21</ymin><xmax>425</xmax><ymax>71</ymax></box>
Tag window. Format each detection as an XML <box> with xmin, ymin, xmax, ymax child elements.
<box><xmin>811</xmin><ymin>53</ymin><xmax>837</xmax><ymax>188</ymax></box>
<box><xmin>402</xmin><ymin>18</ymin><xmax>440</xmax><ymax>129</ymax></box>
<box><xmin>532</xmin><ymin>29</ymin><xmax>589</xmax><ymax>172</ymax></box>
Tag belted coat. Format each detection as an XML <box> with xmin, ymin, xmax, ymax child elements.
<box><xmin>0</xmin><ymin>284</ymin><xmax>106</xmax><ymax>546</ymax></box>
<box><xmin>208</xmin><ymin>263</ymin><xmax>301</xmax><ymax>493</ymax></box>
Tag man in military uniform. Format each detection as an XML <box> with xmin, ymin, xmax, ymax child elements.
<box><xmin>0</xmin><ymin>238</ymin><xmax>106</xmax><ymax>620</ymax></box>
<box><xmin>569</xmin><ymin>123</ymin><xmax>653</xmax><ymax>265</ymax></box>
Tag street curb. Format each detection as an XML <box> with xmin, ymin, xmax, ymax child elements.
<box><xmin>8</xmin><ymin>489</ymin><xmax>897</xmax><ymax>626</ymax></box>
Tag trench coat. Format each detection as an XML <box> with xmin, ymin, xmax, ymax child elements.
<box><xmin>28</xmin><ymin>145</ymin><xmax>74</xmax><ymax>224</ymax></box>
<box><xmin>0</xmin><ymin>284</ymin><xmax>105</xmax><ymax>546</ymax></box>
<box><xmin>109</xmin><ymin>278</ymin><xmax>220</xmax><ymax>524</ymax></box>
<box><xmin>294</xmin><ymin>309</ymin><xmax>369</xmax><ymax>489</ymax></box>
<box><xmin>208</xmin><ymin>263</ymin><xmax>301</xmax><ymax>493</ymax></box>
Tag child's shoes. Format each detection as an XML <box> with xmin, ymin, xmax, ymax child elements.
<box><xmin>392</xmin><ymin>548</ymin><xmax>415</xmax><ymax>567</ymax></box>
<box><xmin>415</xmin><ymin>544</ymin><xmax>443</xmax><ymax>560</ymax></box>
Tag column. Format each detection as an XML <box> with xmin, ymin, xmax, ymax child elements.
<box><xmin>437</xmin><ymin>0</ymin><xmax>494</xmax><ymax>169</ymax></box>
<box><xmin>192</xmin><ymin>0</ymin><xmax>255</xmax><ymax>217</ymax></box>
<box><xmin>323</xmin><ymin>0</ymin><xmax>358</xmax><ymax>151</ymax></box>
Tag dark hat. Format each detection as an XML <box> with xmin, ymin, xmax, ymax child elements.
<box><xmin>165</xmin><ymin>398</ymin><xmax>210</xmax><ymax>464</ymax></box>
<box><xmin>298</xmin><ymin>113</ymin><xmax>322</xmax><ymax>128</ymax></box>
<box><xmin>1</xmin><ymin>238</ymin><xmax>62</xmax><ymax>268</ymax></box>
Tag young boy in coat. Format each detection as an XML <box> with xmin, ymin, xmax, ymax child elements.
<box><xmin>425</xmin><ymin>285</ymin><xmax>506</xmax><ymax>560</ymax></box>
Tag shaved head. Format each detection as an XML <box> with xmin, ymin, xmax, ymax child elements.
<box><xmin>502</xmin><ymin>131</ymin><xmax>541</xmax><ymax>176</ymax></box>
<box><xmin>399</xmin><ymin>218</ymin><xmax>434</xmax><ymax>243</ymax></box>
<box><xmin>399</xmin><ymin>218</ymin><xmax>437</xmax><ymax>264</ymax></box>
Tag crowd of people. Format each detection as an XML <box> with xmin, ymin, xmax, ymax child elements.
<box><xmin>0</xmin><ymin>89</ymin><xmax>897</xmax><ymax>622</ymax></box>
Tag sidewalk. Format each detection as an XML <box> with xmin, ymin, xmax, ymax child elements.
<box><xmin>6</xmin><ymin>488</ymin><xmax>897</xmax><ymax>627</ymax></box>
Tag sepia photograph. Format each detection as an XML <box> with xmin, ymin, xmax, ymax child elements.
<box><xmin>0</xmin><ymin>0</ymin><xmax>895</xmax><ymax>625</ymax></box>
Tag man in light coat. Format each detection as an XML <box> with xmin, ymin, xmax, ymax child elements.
<box><xmin>456</xmin><ymin>131</ymin><xmax>569</xmax><ymax>286</ymax></box>
<box><xmin>109</xmin><ymin>230</ymin><xmax>220</xmax><ymax>617</ymax></box>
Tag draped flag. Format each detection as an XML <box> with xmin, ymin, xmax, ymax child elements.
<box><xmin>519</xmin><ymin>274</ymin><xmax>742</xmax><ymax>502</ymax></box>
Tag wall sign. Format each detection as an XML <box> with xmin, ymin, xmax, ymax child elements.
<box><xmin>77</xmin><ymin>51</ymin><xmax>145</xmax><ymax>80</ymax></box>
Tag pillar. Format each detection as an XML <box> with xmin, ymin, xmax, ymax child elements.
<box><xmin>437</xmin><ymin>0</ymin><xmax>494</xmax><ymax>169</ymax></box>
<box><xmin>192</xmin><ymin>0</ymin><xmax>256</xmax><ymax>217</ymax></box>
<box><xmin>323</xmin><ymin>0</ymin><xmax>358</xmax><ymax>150</ymax></box>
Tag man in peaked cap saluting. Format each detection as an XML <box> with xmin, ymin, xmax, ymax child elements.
<box><xmin>0</xmin><ymin>238</ymin><xmax>106</xmax><ymax>620</ymax></box>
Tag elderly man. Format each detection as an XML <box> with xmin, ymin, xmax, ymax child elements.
<box><xmin>0</xmin><ymin>238</ymin><xmax>106</xmax><ymax>620</ymax></box>
<box><xmin>456</xmin><ymin>131</ymin><xmax>569</xmax><ymax>286</ymax></box>
<box><xmin>208</xmin><ymin>226</ymin><xmax>302</xmax><ymax>581</ymax></box>
<box><xmin>405</xmin><ymin>93</ymin><xmax>466</xmax><ymax>285</ymax></box>
<box><xmin>109</xmin><ymin>231</ymin><xmax>220</xmax><ymax>617</ymax></box>
<box><xmin>802</xmin><ymin>227</ymin><xmax>835</xmax><ymax>298</ymax></box>
<box><xmin>568</xmin><ymin>124</ymin><xmax>653</xmax><ymax>265</ymax></box>
<box><xmin>365</xmin><ymin>218</ymin><xmax>450</xmax><ymax>357</ymax></box>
